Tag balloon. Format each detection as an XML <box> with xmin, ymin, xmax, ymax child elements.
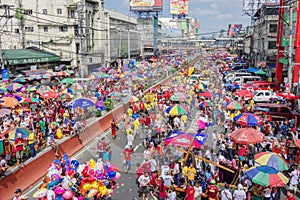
<box><xmin>47</xmin><ymin>189</ymin><xmax>56</xmax><ymax>200</ymax></box>
<box><xmin>74</xmin><ymin>173</ymin><xmax>80</xmax><ymax>179</ymax></box>
<box><xmin>78</xmin><ymin>197</ymin><xmax>84</xmax><ymax>200</ymax></box>
<box><xmin>82</xmin><ymin>166</ymin><xmax>89</xmax><ymax>177</ymax></box>
<box><xmin>82</xmin><ymin>177</ymin><xmax>96</xmax><ymax>183</ymax></box>
<box><xmin>108</xmin><ymin>171</ymin><xmax>116</xmax><ymax>178</ymax></box>
<box><xmin>68</xmin><ymin>169</ymin><xmax>75</xmax><ymax>177</ymax></box>
<box><xmin>56</xmin><ymin>194</ymin><xmax>64</xmax><ymax>200</ymax></box>
<box><xmin>33</xmin><ymin>188</ymin><xmax>47</xmax><ymax>198</ymax></box>
<box><xmin>62</xmin><ymin>190</ymin><xmax>74</xmax><ymax>199</ymax></box>
<box><xmin>87</xmin><ymin>188</ymin><xmax>98</xmax><ymax>198</ymax></box>
<box><xmin>89</xmin><ymin>159</ymin><xmax>96</xmax><ymax>169</ymax></box>
<box><xmin>54</xmin><ymin>186</ymin><xmax>65</xmax><ymax>195</ymax></box>
<box><xmin>108</xmin><ymin>165</ymin><xmax>118</xmax><ymax>172</ymax></box>
<box><xmin>111</xmin><ymin>172</ymin><xmax>121</xmax><ymax>181</ymax></box>
<box><xmin>104</xmin><ymin>162</ymin><xmax>109</xmax><ymax>172</ymax></box>
<box><xmin>82</xmin><ymin>183</ymin><xmax>92</xmax><ymax>191</ymax></box>
<box><xmin>52</xmin><ymin>159</ymin><xmax>61</xmax><ymax>165</ymax></box>
<box><xmin>61</xmin><ymin>176</ymin><xmax>71</xmax><ymax>189</ymax></box>
<box><xmin>91</xmin><ymin>181</ymin><xmax>99</xmax><ymax>189</ymax></box>
<box><xmin>89</xmin><ymin>169</ymin><xmax>95</xmax><ymax>176</ymax></box>
<box><xmin>39</xmin><ymin>176</ymin><xmax>50</xmax><ymax>189</ymax></box>
<box><xmin>98</xmin><ymin>185</ymin><xmax>107</xmax><ymax>196</ymax></box>
<box><xmin>63</xmin><ymin>154</ymin><xmax>70</xmax><ymax>170</ymax></box>
<box><xmin>47</xmin><ymin>179</ymin><xmax>63</xmax><ymax>189</ymax></box>
<box><xmin>50</xmin><ymin>174</ymin><xmax>60</xmax><ymax>182</ymax></box>
<box><xmin>71</xmin><ymin>160</ymin><xmax>79</xmax><ymax>169</ymax></box>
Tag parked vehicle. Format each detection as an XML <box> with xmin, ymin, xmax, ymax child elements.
<box><xmin>224</xmin><ymin>72</ymin><xmax>251</xmax><ymax>83</ymax></box>
<box><xmin>252</xmin><ymin>90</ymin><xmax>283</xmax><ymax>103</ymax></box>
<box><xmin>255</xmin><ymin>103</ymin><xmax>300</xmax><ymax>121</ymax></box>
<box><xmin>230</xmin><ymin>76</ymin><xmax>261</xmax><ymax>85</ymax></box>
<box><xmin>251</xmin><ymin>82</ymin><xmax>280</xmax><ymax>91</ymax></box>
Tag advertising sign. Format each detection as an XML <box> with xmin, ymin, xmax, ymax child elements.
<box><xmin>129</xmin><ymin>0</ymin><xmax>163</xmax><ymax>11</ymax></box>
<box><xmin>227</xmin><ymin>24</ymin><xmax>242</xmax><ymax>36</ymax></box>
<box><xmin>170</xmin><ymin>0</ymin><xmax>189</xmax><ymax>15</ymax></box>
<box><xmin>2</xmin><ymin>68</ymin><xmax>8</xmax><ymax>82</ymax></box>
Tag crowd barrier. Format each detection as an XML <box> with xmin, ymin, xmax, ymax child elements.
<box><xmin>0</xmin><ymin>58</ymin><xmax>199</xmax><ymax>200</ymax></box>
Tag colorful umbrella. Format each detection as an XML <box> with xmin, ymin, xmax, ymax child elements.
<box><xmin>0</xmin><ymin>108</ymin><xmax>11</xmax><ymax>117</ymax></box>
<box><xmin>68</xmin><ymin>98</ymin><xmax>95</xmax><ymax>108</ymax></box>
<box><xmin>164</xmin><ymin>131</ymin><xmax>208</xmax><ymax>148</ymax></box>
<box><xmin>178</xmin><ymin>104</ymin><xmax>189</xmax><ymax>112</ymax></box>
<box><xmin>254</xmin><ymin>69</ymin><xmax>267</xmax><ymax>75</ymax></box>
<box><xmin>61</xmin><ymin>78</ymin><xmax>75</xmax><ymax>84</ymax></box>
<box><xmin>0</xmin><ymin>86</ymin><xmax>7</xmax><ymax>93</ymax></box>
<box><xmin>59</xmin><ymin>71</ymin><xmax>70</xmax><ymax>76</ymax></box>
<box><xmin>199</xmin><ymin>91</ymin><xmax>213</xmax><ymax>98</ymax></box>
<box><xmin>230</xmin><ymin>128</ymin><xmax>265</xmax><ymax>145</ymax></box>
<box><xmin>62</xmin><ymin>88</ymin><xmax>74</xmax><ymax>94</ymax></box>
<box><xmin>234</xmin><ymin>90</ymin><xmax>254</xmax><ymax>99</ymax></box>
<box><xmin>199</xmin><ymin>101</ymin><xmax>214</xmax><ymax>107</ymax></box>
<box><xmin>14</xmin><ymin>77</ymin><xmax>26</xmax><ymax>83</ymax></box>
<box><xmin>233</xmin><ymin>113</ymin><xmax>263</xmax><ymax>126</ymax></box>
<box><xmin>170</xmin><ymin>93</ymin><xmax>188</xmax><ymax>101</ymax></box>
<box><xmin>245</xmin><ymin>165</ymin><xmax>289</xmax><ymax>187</ymax></box>
<box><xmin>6</xmin><ymin>83</ymin><xmax>23</xmax><ymax>91</ymax></box>
<box><xmin>197</xmin><ymin>120</ymin><xmax>207</xmax><ymax>129</ymax></box>
<box><xmin>2</xmin><ymin>127</ymin><xmax>30</xmax><ymax>141</ymax></box>
<box><xmin>123</xmin><ymin>95</ymin><xmax>139</xmax><ymax>103</ymax></box>
<box><xmin>26</xmin><ymin>86</ymin><xmax>37</xmax><ymax>92</ymax></box>
<box><xmin>224</xmin><ymin>101</ymin><xmax>243</xmax><ymax>110</ymax></box>
<box><xmin>0</xmin><ymin>97</ymin><xmax>19</xmax><ymax>107</ymax></box>
<box><xmin>61</xmin><ymin>93</ymin><xmax>74</xmax><ymax>99</ymax></box>
<box><xmin>165</xmin><ymin>105</ymin><xmax>187</xmax><ymax>116</ymax></box>
<box><xmin>21</xmin><ymin>97</ymin><xmax>40</xmax><ymax>104</ymax></box>
<box><xmin>254</xmin><ymin>152</ymin><xmax>288</xmax><ymax>171</ymax></box>
<box><xmin>276</xmin><ymin>92</ymin><xmax>300</xmax><ymax>100</ymax></box>
<box><xmin>70</xmin><ymin>83</ymin><xmax>83</xmax><ymax>91</ymax></box>
<box><xmin>194</xmin><ymin>82</ymin><xmax>205</xmax><ymax>90</ymax></box>
<box><xmin>109</xmin><ymin>91</ymin><xmax>122</xmax><ymax>97</ymax></box>
<box><xmin>37</xmin><ymin>86</ymin><xmax>53</xmax><ymax>94</ymax></box>
<box><xmin>41</xmin><ymin>91</ymin><xmax>60</xmax><ymax>99</ymax></box>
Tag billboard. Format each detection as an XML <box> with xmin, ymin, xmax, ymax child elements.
<box><xmin>170</xmin><ymin>0</ymin><xmax>189</xmax><ymax>15</ymax></box>
<box><xmin>227</xmin><ymin>24</ymin><xmax>242</xmax><ymax>36</ymax></box>
<box><xmin>129</xmin><ymin>0</ymin><xmax>163</xmax><ymax>12</ymax></box>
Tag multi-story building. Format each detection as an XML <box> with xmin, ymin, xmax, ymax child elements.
<box><xmin>0</xmin><ymin>0</ymin><xmax>105</xmax><ymax>74</ymax></box>
<box><xmin>251</xmin><ymin>3</ymin><xmax>278</xmax><ymax>74</ymax></box>
<box><xmin>104</xmin><ymin>9</ymin><xmax>140</xmax><ymax>66</ymax></box>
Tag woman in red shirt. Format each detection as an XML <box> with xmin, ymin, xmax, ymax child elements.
<box><xmin>157</xmin><ymin>178</ymin><xmax>167</xmax><ymax>199</ymax></box>
<box><xmin>186</xmin><ymin>181</ymin><xmax>195</xmax><ymax>200</ymax></box>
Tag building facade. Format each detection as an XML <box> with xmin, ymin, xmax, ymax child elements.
<box><xmin>0</xmin><ymin>0</ymin><xmax>105</xmax><ymax>74</ymax></box>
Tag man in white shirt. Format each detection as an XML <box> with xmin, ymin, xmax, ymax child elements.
<box><xmin>194</xmin><ymin>182</ymin><xmax>203</xmax><ymax>200</ymax></box>
<box><xmin>289</xmin><ymin>164</ymin><xmax>299</xmax><ymax>192</ymax></box>
<box><xmin>138</xmin><ymin>171</ymin><xmax>150</xmax><ymax>199</ymax></box>
<box><xmin>233</xmin><ymin>184</ymin><xmax>246</xmax><ymax>200</ymax></box>
<box><xmin>221</xmin><ymin>183</ymin><xmax>233</xmax><ymax>200</ymax></box>
<box><xmin>149</xmin><ymin>159</ymin><xmax>158</xmax><ymax>173</ymax></box>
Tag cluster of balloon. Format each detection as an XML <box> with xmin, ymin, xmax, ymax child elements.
<box><xmin>32</xmin><ymin>154</ymin><xmax>121</xmax><ymax>200</ymax></box>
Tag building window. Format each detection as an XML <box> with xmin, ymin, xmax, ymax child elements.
<box><xmin>43</xmin><ymin>26</ymin><xmax>48</xmax><ymax>32</ymax></box>
<box><xmin>59</xmin><ymin>26</ymin><xmax>68</xmax><ymax>32</ymax></box>
<box><xmin>42</xmin><ymin>9</ymin><xmax>47</xmax><ymax>15</ymax></box>
<box><xmin>268</xmin><ymin>41</ymin><xmax>276</xmax><ymax>49</ymax></box>
<box><xmin>89</xmin><ymin>58</ymin><xmax>93</xmax><ymax>63</ymax></box>
<box><xmin>69</xmin><ymin>10</ymin><xmax>75</xmax><ymax>18</ymax></box>
<box><xmin>15</xmin><ymin>28</ymin><xmax>19</xmax><ymax>33</ymax></box>
<box><xmin>25</xmin><ymin>27</ymin><xmax>34</xmax><ymax>32</ymax></box>
<box><xmin>269</xmin><ymin>24</ymin><xmax>277</xmax><ymax>33</ymax></box>
<box><xmin>24</xmin><ymin>9</ymin><xmax>32</xmax><ymax>15</ymax></box>
<box><xmin>57</xmin><ymin>9</ymin><xmax>62</xmax><ymax>15</ymax></box>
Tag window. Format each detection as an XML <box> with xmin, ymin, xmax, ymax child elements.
<box><xmin>59</xmin><ymin>26</ymin><xmax>68</xmax><ymax>32</ymax></box>
<box><xmin>57</xmin><ymin>9</ymin><xmax>62</xmax><ymax>15</ymax></box>
<box><xmin>269</xmin><ymin>24</ymin><xmax>277</xmax><ymax>33</ymax></box>
<box><xmin>42</xmin><ymin>9</ymin><xmax>47</xmax><ymax>15</ymax></box>
<box><xmin>89</xmin><ymin>58</ymin><xmax>93</xmax><ymax>63</ymax></box>
<box><xmin>25</xmin><ymin>27</ymin><xmax>34</xmax><ymax>32</ymax></box>
<box><xmin>265</xmin><ymin>92</ymin><xmax>270</xmax><ymax>96</ymax></box>
<box><xmin>43</xmin><ymin>26</ymin><xmax>48</xmax><ymax>32</ymax></box>
<box><xmin>24</xmin><ymin>9</ymin><xmax>32</xmax><ymax>15</ymax></box>
<box><xmin>268</xmin><ymin>41</ymin><xmax>276</xmax><ymax>49</ymax></box>
<box><xmin>70</xmin><ymin>10</ymin><xmax>75</xmax><ymax>18</ymax></box>
<box><xmin>15</xmin><ymin>28</ymin><xmax>19</xmax><ymax>33</ymax></box>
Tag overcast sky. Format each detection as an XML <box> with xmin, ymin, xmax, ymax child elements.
<box><xmin>104</xmin><ymin>0</ymin><xmax>251</xmax><ymax>33</ymax></box>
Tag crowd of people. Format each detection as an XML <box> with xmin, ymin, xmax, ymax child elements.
<box><xmin>102</xmin><ymin>52</ymin><xmax>300</xmax><ymax>200</ymax></box>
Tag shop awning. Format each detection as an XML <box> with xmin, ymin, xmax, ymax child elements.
<box><xmin>3</xmin><ymin>48</ymin><xmax>60</xmax><ymax>65</ymax></box>
<box><xmin>279</xmin><ymin>58</ymin><xmax>288</xmax><ymax>65</ymax></box>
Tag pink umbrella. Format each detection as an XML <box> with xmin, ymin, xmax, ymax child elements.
<box><xmin>197</xmin><ymin>120</ymin><xmax>206</xmax><ymax>130</ymax></box>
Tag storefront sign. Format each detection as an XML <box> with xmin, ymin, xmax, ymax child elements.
<box><xmin>5</xmin><ymin>56</ymin><xmax>60</xmax><ymax>65</ymax></box>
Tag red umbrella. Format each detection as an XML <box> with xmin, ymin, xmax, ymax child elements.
<box><xmin>235</xmin><ymin>90</ymin><xmax>254</xmax><ymax>99</ymax></box>
<box><xmin>136</xmin><ymin>161</ymin><xmax>151</xmax><ymax>175</ymax></box>
<box><xmin>199</xmin><ymin>91</ymin><xmax>213</xmax><ymax>98</ymax></box>
<box><xmin>295</xmin><ymin>140</ymin><xmax>300</xmax><ymax>148</ymax></box>
<box><xmin>276</xmin><ymin>92</ymin><xmax>300</xmax><ymax>99</ymax></box>
<box><xmin>230</xmin><ymin>128</ymin><xmax>265</xmax><ymax>145</ymax></box>
<box><xmin>41</xmin><ymin>91</ymin><xmax>60</xmax><ymax>99</ymax></box>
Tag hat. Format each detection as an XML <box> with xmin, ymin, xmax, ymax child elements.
<box><xmin>238</xmin><ymin>184</ymin><xmax>243</xmax><ymax>190</ymax></box>
<box><xmin>15</xmin><ymin>188</ymin><xmax>22</xmax><ymax>194</ymax></box>
<box><xmin>210</xmin><ymin>179</ymin><xmax>216</xmax><ymax>185</ymax></box>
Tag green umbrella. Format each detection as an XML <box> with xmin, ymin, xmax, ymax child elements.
<box><xmin>254</xmin><ymin>69</ymin><xmax>266</xmax><ymax>75</ymax></box>
<box><xmin>61</xmin><ymin>78</ymin><xmax>75</xmax><ymax>84</ymax></box>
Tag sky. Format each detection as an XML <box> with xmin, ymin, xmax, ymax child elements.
<box><xmin>104</xmin><ymin>0</ymin><xmax>251</xmax><ymax>34</ymax></box>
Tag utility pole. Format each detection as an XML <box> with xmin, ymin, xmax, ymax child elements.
<box><xmin>127</xmin><ymin>28</ymin><xmax>130</xmax><ymax>59</ymax></box>
<box><xmin>77</xmin><ymin>1</ymin><xmax>85</xmax><ymax>77</ymax></box>
<box><xmin>288</xmin><ymin>5</ymin><xmax>293</xmax><ymax>91</ymax></box>
<box><xmin>16</xmin><ymin>0</ymin><xmax>25</xmax><ymax>48</ymax></box>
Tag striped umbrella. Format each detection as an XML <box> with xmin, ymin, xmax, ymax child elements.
<box><xmin>234</xmin><ymin>113</ymin><xmax>263</xmax><ymax>126</ymax></box>
<box><xmin>199</xmin><ymin>101</ymin><xmax>214</xmax><ymax>107</ymax></box>
<box><xmin>21</xmin><ymin>97</ymin><xmax>40</xmax><ymax>104</ymax></box>
<box><xmin>224</xmin><ymin>101</ymin><xmax>243</xmax><ymax>110</ymax></box>
<box><xmin>170</xmin><ymin>93</ymin><xmax>188</xmax><ymax>101</ymax></box>
<box><xmin>6</xmin><ymin>83</ymin><xmax>23</xmax><ymax>91</ymax></box>
<box><xmin>166</xmin><ymin>105</ymin><xmax>187</xmax><ymax>116</ymax></box>
<box><xmin>123</xmin><ymin>95</ymin><xmax>139</xmax><ymax>103</ymax></box>
<box><xmin>254</xmin><ymin>152</ymin><xmax>288</xmax><ymax>171</ymax></box>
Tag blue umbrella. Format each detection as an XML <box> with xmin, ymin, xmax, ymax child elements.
<box><xmin>233</xmin><ymin>113</ymin><xmax>263</xmax><ymax>126</ymax></box>
<box><xmin>68</xmin><ymin>98</ymin><xmax>95</xmax><ymax>108</ymax></box>
<box><xmin>247</xmin><ymin>67</ymin><xmax>259</xmax><ymax>73</ymax></box>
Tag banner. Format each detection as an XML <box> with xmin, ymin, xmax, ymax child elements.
<box><xmin>170</xmin><ymin>0</ymin><xmax>189</xmax><ymax>15</ymax></box>
<box><xmin>227</xmin><ymin>24</ymin><xmax>242</xmax><ymax>36</ymax></box>
<box><xmin>2</xmin><ymin>68</ymin><xmax>8</xmax><ymax>82</ymax></box>
<box><xmin>129</xmin><ymin>0</ymin><xmax>163</xmax><ymax>11</ymax></box>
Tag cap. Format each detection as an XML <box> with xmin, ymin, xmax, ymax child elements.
<box><xmin>15</xmin><ymin>188</ymin><xmax>22</xmax><ymax>193</ymax></box>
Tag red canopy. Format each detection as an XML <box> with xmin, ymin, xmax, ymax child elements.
<box><xmin>230</xmin><ymin>128</ymin><xmax>265</xmax><ymax>145</ymax></box>
<box><xmin>276</xmin><ymin>92</ymin><xmax>300</xmax><ymax>100</ymax></box>
<box><xmin>234</xmin><ymin>90</ymin><xmax>254</xmax><ymax>99</ymax></box>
